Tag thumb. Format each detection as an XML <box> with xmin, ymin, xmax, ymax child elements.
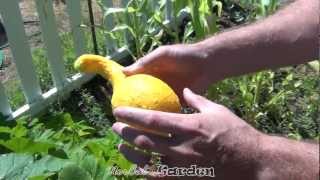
<box><xmin>123</xmin><ymin>51</ymin><xmax>155</xmax><ymax>76</ymax></box>
<box><xmin>123</xmin><ymin>62</ymin><xmax>143</xmax><ymax>76</ymax></box>
<box><xmin>183</xmin><ymin>88</ymin><xmax>213</xmax><ymax>112</ymax></box>
<box><xmin>123</xmin><ymin>47</ymin><xmax>165</xmax><ymax>76</ymax></box>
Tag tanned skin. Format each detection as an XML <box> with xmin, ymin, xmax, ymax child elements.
<box><xmin>112</xmin><ymin>0</ymin><xmax>319</xmax><ymax>179</ymax></box>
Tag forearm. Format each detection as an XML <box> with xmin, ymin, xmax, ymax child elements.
<box><xmin>194</xmin><ymin>0</ymin><xmax>318</xmax><ymax>80</ymax></box>
<box><xmin>256</xmin><ymin>135</ymin><xmax>319</xmax><ymax>180</ymax></box>
<box><xmin>214</xmin><ymin>127</ymin><xmax>319</xmax><ymax>180</ymax></box>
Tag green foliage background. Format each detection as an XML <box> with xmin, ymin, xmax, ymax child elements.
<box><xmin>1</xmin><ymin>0</ymin><xmax>319</xmax><ymax>179</ymax></box>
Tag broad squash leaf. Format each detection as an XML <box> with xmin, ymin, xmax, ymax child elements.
<box><xmin>0</xmin><ymin>137</ymin><xmax>55</xmax><ymax>154</ymax></box>
<box><xmin>58</xmin><ymin>165</ymin><xmax>91</xmax><ymax>180</ymax></box>
<box><xmin>0</xmin><ymin>153</ymin><xmax>70</xmax><ymax>180</ymax></box>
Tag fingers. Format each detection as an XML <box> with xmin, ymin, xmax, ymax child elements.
<box><xmin>123</xmin><ymin>61</ymin><xmax>144</xmax><ymax>75</ymax></box>
<box><xmin>113</xmin><ymin>107</ymin><xmax>190</xmax><ymax>135</ymax></box>
<box><xmin>123</xmin><ymin>46</ymin><xmax>167</xmax><ymax>76</ymax></box>
<box><xmin>118</xmin><ymin>143</ymin><xmax>151</xmax><ymax>167</ymax></box>
<box><xmin>183</xmin><ymin>88</ymin><xmax>213</xmax><ymax>112</ymax></box>
<box><xmin>122</xmin><ymin>53</ymin><xmax>154</xmax><ymax>75</ymax></box>
<box><xmin>112</xmin><ymin>122</ymin><xmax>176</xmax><ymax>155</ymax></box>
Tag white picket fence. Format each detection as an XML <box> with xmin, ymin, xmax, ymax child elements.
<box><xmin>0</xmin><ymin>0</ymin><xmax>173</xmax><ymax>120</ymax></box>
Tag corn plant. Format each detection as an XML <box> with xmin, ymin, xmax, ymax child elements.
<box><xmin>187</xmin><ymin>0</ymin><xmax>222</xmax><ymax>40</ymax></box>
<box><xmin>98</xmin><ymin>0</ymin><xmax>165</xmax><ymax>59</ymax></box>
<box><xmin>235</xmin><ymin>0</ymin><xmax>280</xmax><ymax>18</ymax></box>
<box><xmin>97</xmin><ymin>0</ymin><xmax>225</xmax><ymax>58</ymax></box>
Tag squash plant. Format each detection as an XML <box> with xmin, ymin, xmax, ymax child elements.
<box><xmin>0</xmin><ymin>114</ymin><xmax>140</xmax><ymax>180</ymax></box>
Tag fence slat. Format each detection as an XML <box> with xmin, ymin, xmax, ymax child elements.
<box><xmin>0</xmin><ymin>0</ymin><xmax>42</xmax><ymax>104</ymax></box>
<box><xmin>35</xmin><ymin>0</ymin><xmax>67</xmax><ymax>89</ymax></box>
<box><xmin>165</xmin><ymin>0</ymin><xmax>172</xmax><ymax>21</ymax></box>
<box><xmin>152</xmin><ymin>1</ymin><xmax>157</xmax><ymax>10</ymax></box>
<box><xmin>66</xmin><ymin>0</ymin><xmax>86</xmax><ymax>57</ymax></box>
<box><xmin>0</xmin><ymin>82</ymin><xmax>12</xmax><ymax>117</ymax></box>
<box><xmin>121</xmin><ymin>0</ymin><xmax>130</xmax><ymax>8</ymax></box>
<box><xmin>121</xmin><ymin>0</ymin><xmax>130</xmax><ymax>46</ymax></box>
<box><xmin>9</xmin><ymin>47</ymin><xmax>130</xmax><ymax>120</ymax></box>
<box><xmin>102</xmin><ymin>0</ymin><xmax>117</xmax><ymax>53</ymax></box>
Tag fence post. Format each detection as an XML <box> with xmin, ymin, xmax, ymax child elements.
<box><xmin>152</xmin><ymin>0</ymin><xmax>157</xmax><ymax>10</ymax></box>
<box><xmin>165</xmin><ymin>0</ymin><xmax>173</xmax><ymax>22</ymax></box>
<box><xmin>102</xmin><ymin>0</ymin><xmax>117</xmax><ymax>54</ymax></box>
<box><xmin>35</xmin><ymin>0</ymin><xmax>67</xmax><ymax>90</ymax></box>
<box><xmin>66</xmin><ymin>0</ymin><xmax>86</xmax><ymax>57</ymax></box>
<box><xmin>0</xmin><ymin>0</ymin><xmax>42</xmax><ymax>104</ymax></box>
<box><xmin>121</xmin><ymin>0</ymin><xmax>130</xmax><ymax>47</ymax></box>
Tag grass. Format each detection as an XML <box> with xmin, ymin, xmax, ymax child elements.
<box><xmin>1</xmin><ymin>0</ymin><xmax>319</xmax><ymax>179</ymax></box>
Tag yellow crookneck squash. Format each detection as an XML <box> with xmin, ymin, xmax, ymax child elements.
<box><xmin>74</xmin><ymin>54</ymin><xmax>181</xmax><ymax>136</ymax></box>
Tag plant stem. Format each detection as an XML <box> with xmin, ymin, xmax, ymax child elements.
<box><xmin>253</xmin><ymin>73</ymin><xmax>262</xmax><ymax>107</ymax></box>
<box><xmin>87</xmin><ymin>0</ymin><xmax>99</xmax><ymax>55</ymax></box>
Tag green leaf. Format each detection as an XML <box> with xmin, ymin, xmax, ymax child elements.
<box><xmin>80</xmin><ymin>155</ymin><xmax>98</xmax><ymax>178</ymax></box>
<box><xmin>62</xmin><ymin>113</ymin><xmax>74</xmax><ymax>127</ymax></box>
<box><xmin>28</xmin><ymin>173</ymin><xmax>55</xmax><ymax>180</ymax></box>
<box><xmin>0</xmin><ymin>50</ymin><xmax>4</xmax><ymax>67</ymax></box>
<box><xmin>22</xmin><ymin>155</ymin><xmax>71</xmax><ymax>178</ymax></box>
<box><xmin>261</xmin><ymin>0</ymin><xmax>271</xmax><ymax>6</ymax></box>
<box><xmin>213</xmin><ymin>1</ymin><xmax>222</xmax><ymax>17</ymax></box>
<box><xmin>78</xmin><ymin>155</ymin><xmax>113</xmax><ymax>180</ymax></box>
<box><xmin>110</xmin><ymin>24</ymin><xmax>136</xmax><ymax>39</ymax></box>
<box><xmin>308</xmin><ymin>60</ymin><xmax>320</xmax><ymax>73</ymax></box>
<box><xmin>0</xmin><ymin>126</ymin><xmax>11</xmax><ymax>134</ymax></box>
<box><xmin>104</xmin><ymin>8</ymin><xmax>126</xmax><ymax>18</ymax></box>
<box><xmin>0</xmin><ymin>153</ymin><xmax>70</xmax><ymax>180</ymax></box>
<box><xmin>58</xmin><ymin>165</ymin><xmax>91</xmax><ymax>180</ymax></box>
<box><xmin>127</xmin><ymin>6</ymin><xmax>137</xmax><ymax>13</ymax></box>
<box><xmin>48</xmin><ymin>148</ymin><xmax>68</xmax><ymax>159</ymax></box>
<box><xmin>0</xmin><ymin>153</ymin><xmax>33</xmax><ymax>179</ymax></box>
<box><xmin>106</xmin><ymin>151</ymin><xmax>133</xmax><ymax>171</ymax></box>
<box><xmin>199</xmin><ymin>0</ymin><xmax>210</xmax><ymax>15</ymax></box>
<box><xmin>85</xmin><ymin>141</ymin><xmax>104</xmax><ymax>158</ymax></box>
<box><xmin>78</xmin><ymin>130</ymin><xmax>91</xmax><ymax>137</ymax></box>
<box><xmin>183</xmin><ymin>22</ymin><xmax>194</xmax><ymax>43</ymax></box>
<box><xmin>11</xmin><ymin>121</ymin><xmax>28</xmax><ymax>138</ymax></box>
<box><xmin>0</xmin><ymin>137</ymin><xmax>55</xmax><ymax>154</ymax></box>
<box><xmin>36</xmin><ymin>129</ymin><xmax>55</xmax><ymax>142</ymax></box>
<box><xmin>188</xmin><ymin>0</ymin><xmax>205</xmax><ymax>39</ymax></box>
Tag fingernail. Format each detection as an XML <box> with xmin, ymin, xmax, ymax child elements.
<box><xmin>123</xmin><ymin>65</ymin><xmax>136</xmax><ymax>74</ymax></box>
<box><xmin>113</xmin><ymin>108</ymin><xmax>120</xmax><ymax>115</ymax></box>
<box><xmin>112</xmin><ymin>122</ymin><xmax>121</xmax><ymax>133</ymax></box>
<box><xmin>114</xmin><ymin>107</ymin><xmax>137</xmax><ymax>118</ymax></box>
<box><xmin>183</xmin><ymin>88</ymin><xmax>192</xmax><ymax>95</ymax></box>
<box><xmin>118</xmin><ymin>143</ymin><xmax>123</xmax><ymax>151</ymax></box>
<box><xmin>113</xmin><ymin>107</ymin><xmax>125</xmax><ymax>117</ymax></box>
<box><xmin>123</xmin><ymin>66</ymin><xmax>132</xmax><ymax>72</ymax></box>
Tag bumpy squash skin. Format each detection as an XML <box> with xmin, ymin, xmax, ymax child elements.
<box><xmin>112</xmin><ymin>74</ymin><xmax>181</xmax><ymax>113</ymax></box>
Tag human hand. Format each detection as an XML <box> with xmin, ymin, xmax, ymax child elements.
<box><xmin>112</xmin><ymin>88</ymin><xmax>263</xmax><ymax>179</ymax></box>
<box><xmin>123</xmin><ymin>45</ymin><xmax>218</xmax><ymax>99</ymax></box>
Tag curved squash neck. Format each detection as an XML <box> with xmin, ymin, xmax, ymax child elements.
<box><xmin>77</xmin><ymin>55</ymin><xmax>126</xmax><ymax>88</ymax></box>
<box><xmin>99</xmin><ymin>59</ymin><xmax>126</xmax><ymax>88</ymax></box>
